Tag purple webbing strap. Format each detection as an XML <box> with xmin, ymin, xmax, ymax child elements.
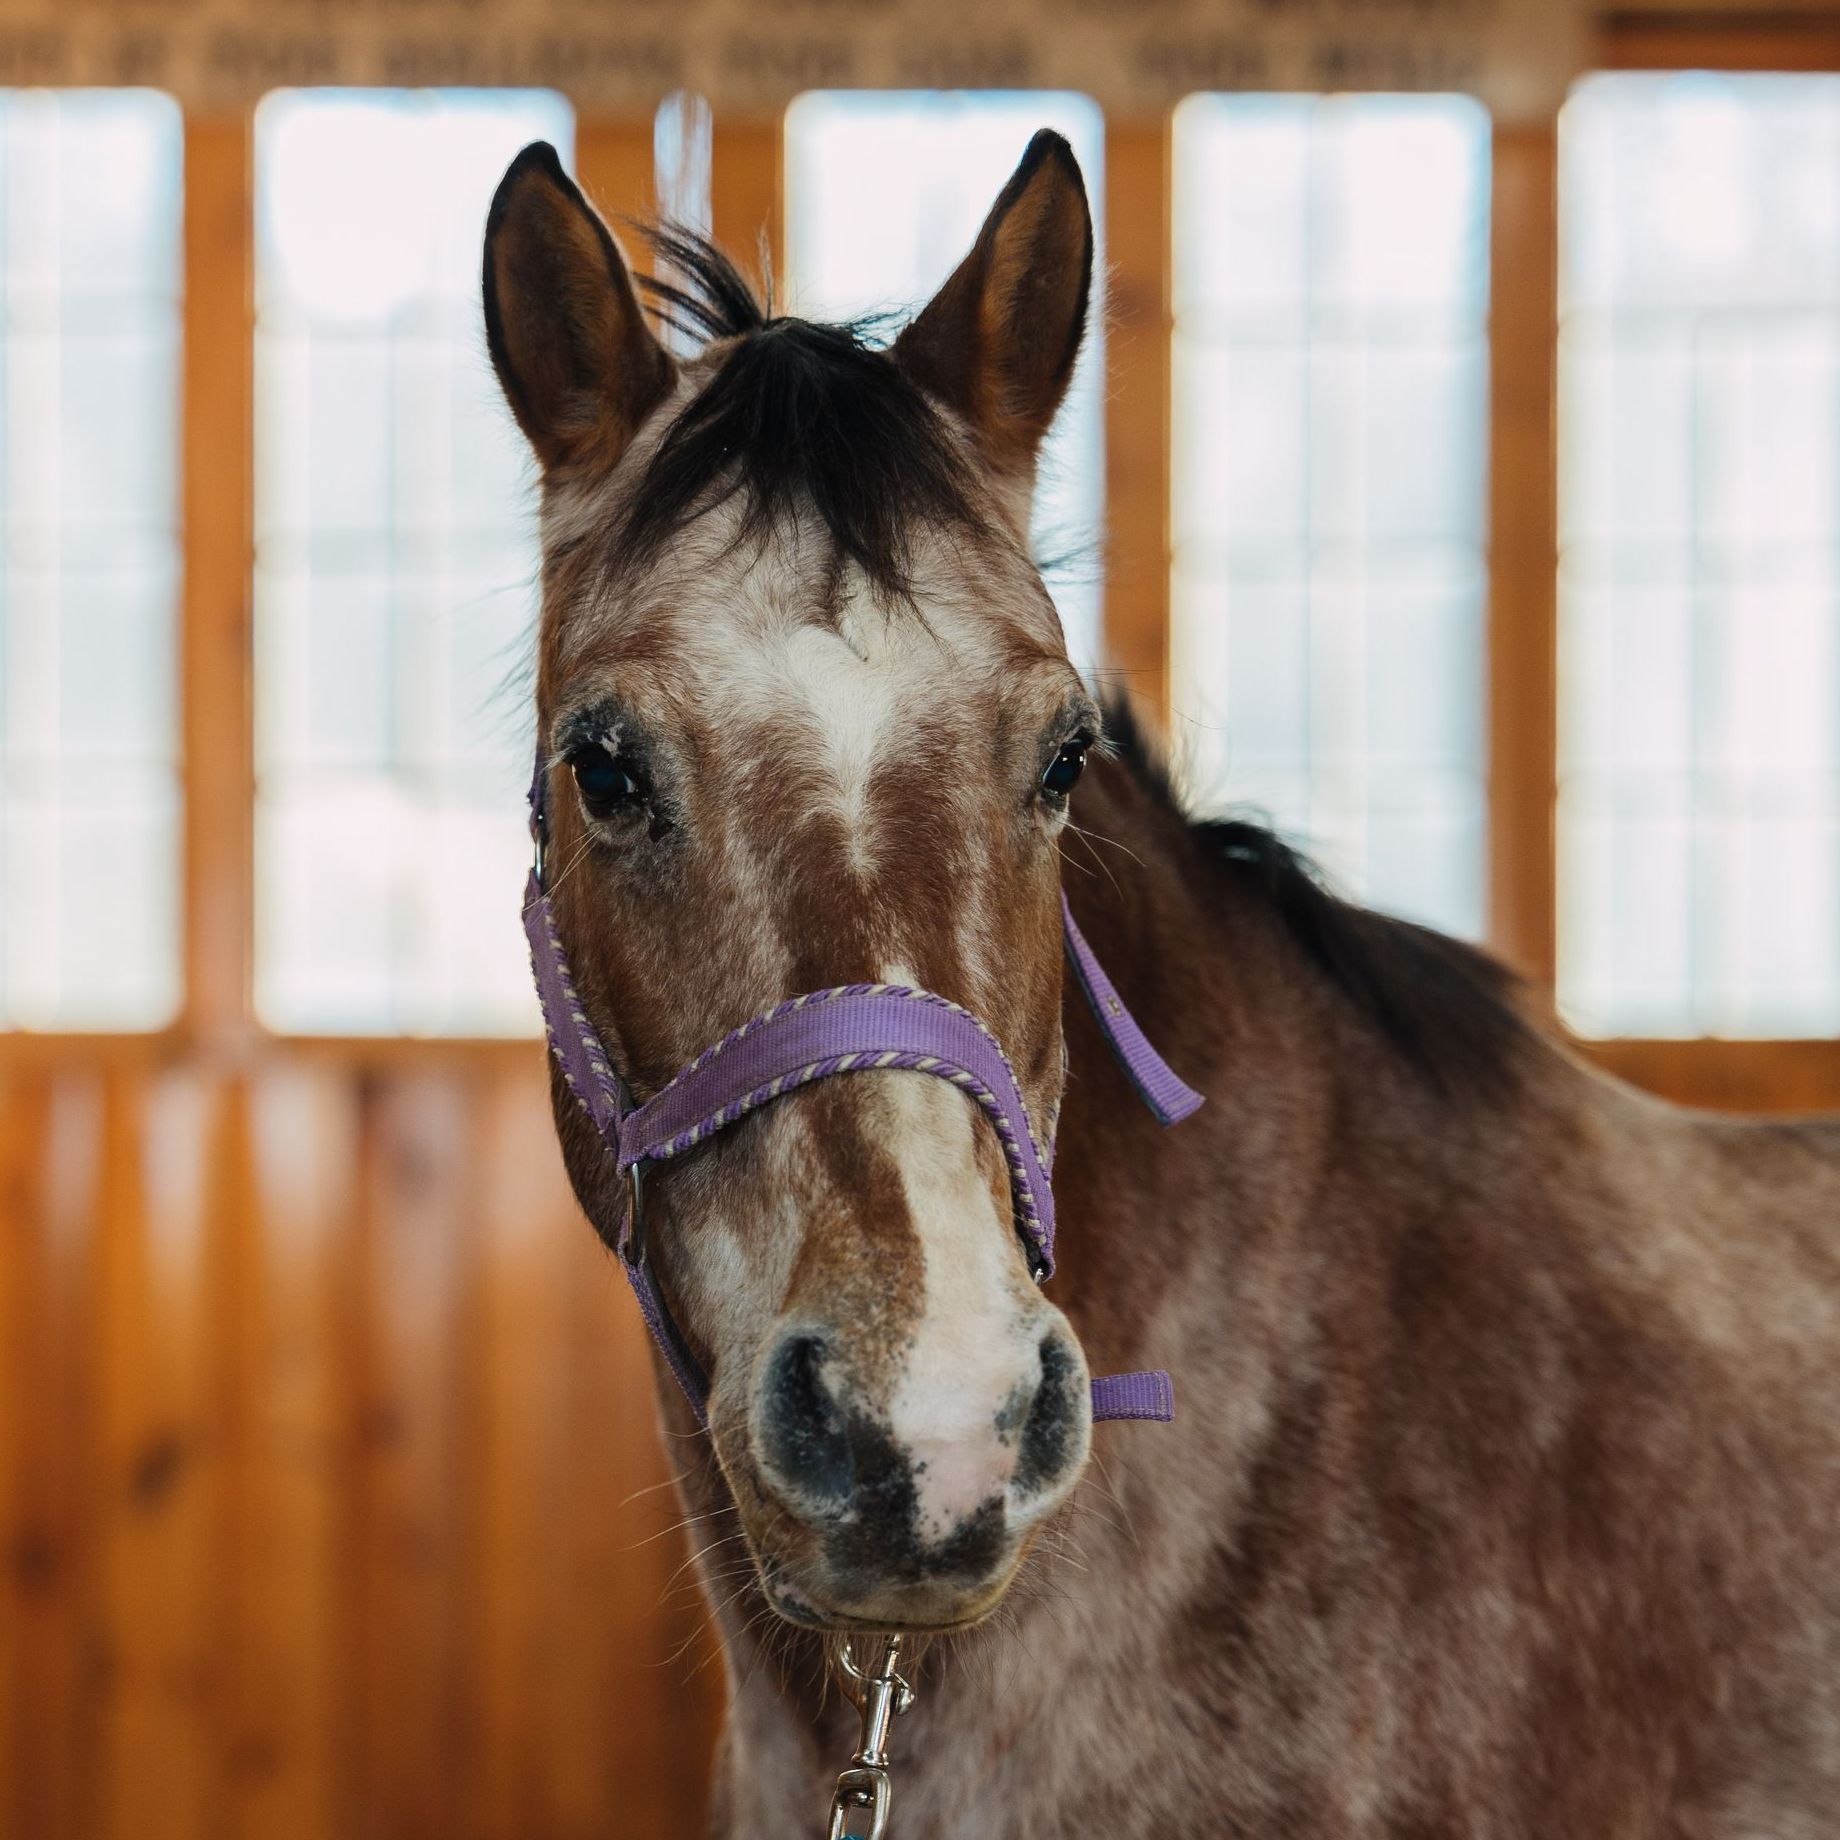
<box><xmin>1061</xmin><ymin>894</ymin><xmax>1205</xmax><ymax>1127</ymax></box>
<box><xmin>1088</xmin><ymin>1370</ymin><xmax>1175</xmax><ymax>1423</ymax></box>
<box><xmin>525</xmin><ymin>870</ymin><xmax>713</xmax><ymax>1417</ymax></box>
<box><xmin>620</xmin><ymin>986</ymin><xmax>1057</xmax><ymax>1270</ymax></box>
<box><xmin>525</xmin><ymin>868</ymin><xmax>624</xmax><ymax>1140</ymax></box>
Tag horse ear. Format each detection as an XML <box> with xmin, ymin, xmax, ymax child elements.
<box><xmin>483</xmin><ymin>141</ymin><xmax>676</xmax><ymax>475</ymax></box>
<box><xmin>894</xmin><ymin>129</ymin><xmax>1093</xmax><ymax>482</ymax></box>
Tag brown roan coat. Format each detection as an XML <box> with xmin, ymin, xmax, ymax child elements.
<box><xmin>483</xmin><ymin>132</ymin><xmax>1840</xmax><ymax>1837</ymax></box>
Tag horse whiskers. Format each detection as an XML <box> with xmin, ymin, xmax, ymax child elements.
<box><xmin>539</xmin><ymin>831</ymin><xmax>599</xmax><ymax>901</ymax></box>
<box><xmin>1067</xmin><ymin>818</ymin><xmax>1146</xmax><ymax>871</ymax></box>
<box><xmin>1064</xmin><ymin>819</ymin><xmax>1147</xmax><ymax>899</ymax></box>
<box><xmin>1058</xmin><ymin>823</ymin><xmax>1124</xmax><ymax>899</ymax></box>
<box><xmin>656</xmin><ymin>1541</ymin><xmax>755</xmax><ymax>1606</ymax></box>
<box><xmin>621</xmin><ymin>1503</ymin><xmax>734</xmax><ymax>1555</ymax></box>
<box><xmin>617</xmin><ymin>1469</ymin><xmax>698</xmax><ymax>1511</ymax></box>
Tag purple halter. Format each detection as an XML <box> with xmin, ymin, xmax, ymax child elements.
<box><xmin>523</xmin><ymin>752</ymin><xmax>1202</xmax><ymax>1429</ymax></box>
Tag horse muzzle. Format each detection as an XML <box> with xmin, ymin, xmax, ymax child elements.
<box><xmin>743</xmin><ymin>1318</ymin><xmax>1092</xmax><ymax>1629</ymax></box>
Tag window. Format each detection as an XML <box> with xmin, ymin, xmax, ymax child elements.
<box><xmin>1168</xmin><ymin>94</ymin><xmax>1492</xmax><ymax>939</ymax></box>
<box><xmin>782</xmin><ymin>91</ymin><xmax>1106</xmax><ymax>672</ymax></box>
<box><xmin>1560</xmin><ymin>73</ymin><xmax>1840</xmax><ymax>1038</ymax></box>
<box><xmin>0</xmin><ymin>90</ymin><xmax>182</xmax><ymax>1029</ymax></box>
<box><xmin>253</xmin><ymin>89</ymin><xmax>572</xmax><ymax>1035</ymax></box>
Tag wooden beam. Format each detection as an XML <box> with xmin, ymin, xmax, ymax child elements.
<box><xmin>711</xmin><ymin>120</ymin><xmax>784</xmax><ymax>304</ymax></box>
<box><xmin>574</xmin><ymin>119</ymin><xmax>656</xmax><ymax>239</ymax></box>
<box><xmin>1102</xmin><ymin>120</ymin><xmax>1174</xmax><ymax>724</ymax></box>
<box><xmin>180</xmin><ymin>117</ymin><xmax>255</xmax><ymax>1049</ymax></box>
<box><xmin>1486</xmin><ymin>124</ymin><xmax>1560</xmax><ymax>989</ymax></box>
<box><xmin>1587</xmin><ymin>1038</ymin><xmax>1840</xmax><ymax>1112</ymax></box>
<box><xmin>1602</xmin><ymin>12</ymin><xmax>1840</xmax><ymax>71</ymax></box>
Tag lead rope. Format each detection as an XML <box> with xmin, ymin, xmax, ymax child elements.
<box><xmin>826</xmin><ymin>1636</ymin><xmax>917</xmax><ymax>1840</ymax></box>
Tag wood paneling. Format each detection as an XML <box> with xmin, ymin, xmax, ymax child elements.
<box><xmin>0</xmin><ymin>1061</ymin><xmax>719</xmax><ymax>1840</ymax></box>
<box><xmin>1603</xmin><ymin>12</ymin><xmax>1840</xmax><ymax>69</ymax></box>
<box><xmin>1487</xmin><ymin>126</ymin><xmax>1561</xmax><ymax>987</ymax></box>
<box><xmin>181</xmin><ymin>118</ymin><xmax>255</xmax><ymax>1049</ymax></box>
<box><xmin>576</xmin><ymin>120</ymin><xmax>656</xmax><ymax>241</ymax></box>
<box><xmin>1102</xmin><ymin>120</ymin><xmax>1173</xmax><ymax>724</ymax></box>
<box><xmin>711</xmin><ymin>121</ymin><xmax>784</xmax><ymax>305</ymax></box>
<box><xmin>1587</xmin><ymin>1038</ymin><xmax>1840</xmax><ymax>1111</ymax></box>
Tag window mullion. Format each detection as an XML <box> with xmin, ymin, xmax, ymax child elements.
<box><xmin>181</xmin><ymin>111</ymin><xmax>256</xmax><ymax>1046</ymax></box>
<box><xmin>1486</xmin><ymin>119</ymin><xmax>1559</xmax><ymax>989</ymax></box>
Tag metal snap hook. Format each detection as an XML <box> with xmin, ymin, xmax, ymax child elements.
<box><xmin>825</xmin><ymin>1637</ymin><xmax>915</xmax><ymax>1840</ymax></box>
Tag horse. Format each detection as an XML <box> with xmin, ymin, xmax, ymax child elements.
<box><xmin>482</xmin><ymin>130</ymin><xmax>1840</xmax><ymax>1836</ymax></box>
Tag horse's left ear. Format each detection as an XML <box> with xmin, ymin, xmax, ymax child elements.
<box><xmin>894</xmin><ymin>129</ymin><xmax>1093</xmax><ymax>485</ymax></box>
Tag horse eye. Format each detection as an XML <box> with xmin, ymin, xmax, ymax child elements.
<box><xmin>569</xmin><ymin>744</ymin><xmax>645</xmax><ymax>817</ymax></box>
<box><xmin>1040</xmin><ymin>741</ymin><xmax>1089</xmax><ymax>800</ymax></box>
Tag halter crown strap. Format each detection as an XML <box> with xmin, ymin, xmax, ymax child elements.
<box><xmin>524</xmin><ymin>755</ymin><xmax>1200</xmax><ymax>1429</ymax></box>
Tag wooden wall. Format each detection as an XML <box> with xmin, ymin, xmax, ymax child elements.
<box><xmin>0</xmin><ymin>1053</ymin><xmax>722</xmax><ymax>1840</ymax></box>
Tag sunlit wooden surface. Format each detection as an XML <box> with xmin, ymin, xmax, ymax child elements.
<box><xmin>0</xmin><ymin>1057</ymin><xmax>722</xmax><ymax>1840</ymax></box>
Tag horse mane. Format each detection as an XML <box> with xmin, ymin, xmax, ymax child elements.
<box><xmin>611</xmin><ymin>225</ymin><xmax>985</xmax><ymax>598</ymax></box>
<box><xmin>1103</xmin><ymin>698</ymin><xmax>1533</xmax><ymax>1093</ymax></box>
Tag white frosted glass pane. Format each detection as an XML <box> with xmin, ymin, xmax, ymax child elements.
<box><xmin>1364</xmin><ymin>798</ymin><xmax>1485</xmax><ymax>937</ymax></box>
<box><xmin>1171</xmin><ymin>97</ymin><xmax>1309</xmax><ymax>320</ymax></box>
<box><xmin>259</xmin><ymin>785</ymin><xmax>402</xmax><ymax>1029</ymax></box>
<box><xmin>1697</xmin><ymin>324</ymin><xmax>1840</xmax><ymax>549</ymax></box>
<box><xmin>1326</xmin><ymin>100</ymin><xmax>1490</xmax><ymax>312</ymax></box>
<box><xmin>443</xmin><ymin>581</ymin><xmax>536</xmax><ymax>783</ymax></box>
<box><xmin>1560</xmin><ymin>73</ymin><xmax>1840</xmax><ymax>1034</ymax></box>
<box><xmin>1560</xmin><ymin>584</ymin><xmax>1696</xmax><ymax>787</ymax></box>
<box><xmin>1173</xmin><ymin>339</ymin><xmax>1306</xmax><ymax>554</ymax></box>
<box><xmin>1363</xmin><ymin>581</ymin><xmax>1484</xmax><ymax>776</ymax></box>
<box><xmin>52</xmin><ymin>569</ymin><xmax>179</xmax><ymax>760</ymax></box>
<box><xmin>1568</xmin><ymin>76</ymin><xmax>1840</xmax><ymax>313</ymax></box>
<box><xmin>1226</xmin><ymin>578</ymin><xmax>1312</xmax><ymax>775</ymax></box>
<box><xmin>1170</xmin><ymin>94</ymin><xmax>1489</xmax><ymax>937</ymax></box>
<box><xmin>58</xmin><ymin>328</ymin><xmax>177</xmax><ymax>526</ymax></box>
<box><xmin>0</xmin><ymin>90</ymin><xmax>182</xmax><ymax>1030</ymax></box>
<box><xmin>302</xmin><ymin>336</ymin><xmax>394</xmax><ymax>537</ymax></box>
<box><xmin>306</xmin><ymin>576</ymin><xmax>395</xmax><ymax>767</ymax></box>
<box><xmin>1701</xmin><ymin>814</ymin><xmax>1840</xmax><ymax>1035</ymax></box>
<box><xmin>254</xmin><ymin>89</ymin><xmax>569</xmax><ymax>1036</ymax></box>
<box><xmin>447</xmin><ymin>349</ymin><xmax>541</xmax><ymax>534</ymax></box>
<box><xmin>416</xmin><ymin>808</ymin><xmax>537</xmax><ymax>1021</ymax></box>
<box><xmin>1558</xmin><ymin>327</ymin><xmax>1696</xmax><ymax>556</ymax></box>
<box><xmin>1706</xmin><ymin>584</ymin><xmax>1840</xmax><ymax>783</ymax></box>
<box><xmin>1558</xmin><ymin>803</ymin><xmax>1696</xmax><ymax>1036</ymax></box>
<box><xmin>1310</xmin><ymin>341</ymin><xmax>1486</xmax><ymax>543</ymax></box>
<box><xmin>783</xmin><ymin>91</ymin><xmax>1105</xmax><ymax>672</ymax></box>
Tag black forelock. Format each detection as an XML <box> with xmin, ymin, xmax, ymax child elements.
<box><xmin>609</xmin><ymin>224</ymin><xmax>986</xmax><ymax>599</ymax></box>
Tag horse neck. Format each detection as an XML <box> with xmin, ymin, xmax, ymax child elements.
<box><xmin>1047</xmin><ymin>753</ymin><xmax>1353</xmax><ymax>1390</ymax></box>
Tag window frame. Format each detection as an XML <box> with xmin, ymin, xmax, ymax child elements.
<box><xmin>10</xmin><ymin>54</ymin><xmax>1840</xmax><ymax>1110</ymax></box>
<box><xmin>1551</xmin><ymin>19</ymin><xmax>1840</xmax><ymax>1106</ymax></box>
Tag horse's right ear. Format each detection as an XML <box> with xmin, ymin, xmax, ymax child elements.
<box><xmin>483</xmin><ymin>142</ymin><xmax>676</xmax><ymax>476</ymax></box>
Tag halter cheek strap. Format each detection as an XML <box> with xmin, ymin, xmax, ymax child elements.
<box><xmin>523</xmin><ymin>756</ymin><xmax>1202</xmax><ymax>1430</ymax></box>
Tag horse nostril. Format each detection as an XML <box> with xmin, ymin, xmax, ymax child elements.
<box><xmin>1014</xmin><ymin>1331</ymin><xmax>1083</xmax><ymax>1500</ymax></box>
<box><xmin>759</xmin><ymin>1333</ymin><xmax>855</xmax><ymax>1514</ymax></box>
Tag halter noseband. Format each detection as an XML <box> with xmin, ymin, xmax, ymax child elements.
<box><xmin>523</xmin><ymin>750</ymin><xmax>1201</xmax><ymax>1429</ymax></box>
